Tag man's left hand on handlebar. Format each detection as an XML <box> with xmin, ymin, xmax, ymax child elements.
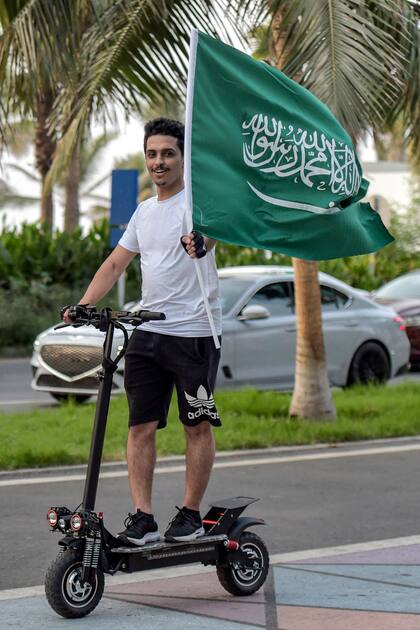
<box><xmin>60</xmin><ymin>304</ymin><xmax>91</xmax><ymax>325</ymax></box>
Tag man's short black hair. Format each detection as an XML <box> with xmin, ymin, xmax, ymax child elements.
<box><xmin>143</xmin><ymin>117</ymin><xmax>184</xmax><ymax>156</ymax></box>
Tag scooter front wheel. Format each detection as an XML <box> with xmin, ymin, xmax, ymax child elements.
<box><xmin>217</xmin><ymin>531</ymin><xmax>269</xmax><ymax>596</ymax></box>
<box><xmin>45</xmin><ymin>548</ymin><xmax>104</xmax><ymax>618</ymax></box>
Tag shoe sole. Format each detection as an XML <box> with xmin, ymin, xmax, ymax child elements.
<box><xmin>164</xmin><ymin>526</ymin><xmax>205</xmax><ymax>543</ymax></box>
<box><xmin>118</xmin><ymin>531</ymin><xmax>161</xmax><ymax>546</ymax></box>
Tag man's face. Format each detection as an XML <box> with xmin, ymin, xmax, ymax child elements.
<box><xmin>145</xmin><ymin>134</ymin><xmax>184</xmax><ymax>191</ymax></box>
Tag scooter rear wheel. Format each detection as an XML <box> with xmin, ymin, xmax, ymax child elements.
<box><xmin>217</xmin><ymin>531</ymin><xmax>269</xmax><ymax>596</ymax></box>
<box><xmin>45</xmin><ymin>548</ymin><xmax>104</xmax><ymax>618</ymax></box>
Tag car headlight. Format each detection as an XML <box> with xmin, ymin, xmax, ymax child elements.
<box><xmin>33</xmin><ymin>340</ymin><xmax>40</xmax><ymax>350</ymax></box>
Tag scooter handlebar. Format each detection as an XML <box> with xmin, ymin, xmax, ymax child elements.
<box><xmin>56</xmin><ymin>305</ymin><xmax>166</xmax><ymax>329</ymax></box>
<box><xmin>133</xmin><ymin>310</ymin><xmax>166</xmax><ymax>321</ymax></box>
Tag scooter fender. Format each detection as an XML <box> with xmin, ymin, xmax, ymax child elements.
<box><xmin>227</xmin><ymin>516</ymin><xmax>266</xmax><ymax>542</ymax></box>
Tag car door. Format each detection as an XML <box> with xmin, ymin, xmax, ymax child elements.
<box><xmin>232</xmin><ymin>281</ymin><xmax>296</xmax><ymax>388</ymax></box>
<box><xmin>318</xmin><ymin>284</ymin><xmax>362</xmax><ymax>385</ymax></box>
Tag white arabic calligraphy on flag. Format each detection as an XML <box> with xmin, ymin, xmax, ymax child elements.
<box><xmin>242</xmin><ymin>114</ymin><xmax>361</xmax><ymax>214</ymax></box>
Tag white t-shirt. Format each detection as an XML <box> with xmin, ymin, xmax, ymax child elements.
<box><xmin>118</xmin><ymin>189</ymin><xmax>222</xmax><ymax>337</ymax></box>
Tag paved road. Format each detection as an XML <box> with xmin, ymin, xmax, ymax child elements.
<box><xmin>2</xmin><ymin>438</ymin><xmax>420</xmax><ymax>591</ymax></box>
<box><xmin>0</xmin><ymin>358</ymin><xmax>55</xmax><ymax>411</ymax></box>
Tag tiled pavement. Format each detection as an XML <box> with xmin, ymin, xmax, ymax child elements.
<box><xmin>2</xmin><ymin>536</ymin><xmax>420</xmax><ymax>629</ymax></box>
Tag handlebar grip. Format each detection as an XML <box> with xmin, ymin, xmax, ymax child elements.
<box><xmin>136</xmin><ymin>310</ymin><xmax>166</xmax><ymax>321</ymax></box>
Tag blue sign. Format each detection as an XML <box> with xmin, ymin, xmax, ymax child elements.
<box><xmin>110</xmin><ymin>169</ymin><xmax>139</xmax><ymax>247</ymax></box>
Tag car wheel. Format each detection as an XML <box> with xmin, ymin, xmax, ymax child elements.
<box><xmin>51</xmin><ymin>393</ymin><xmax>91</xmax><ymax>404</ymax></box>
<box><xmin>347</xmin><ymin>342</ymin><xmax>390</xmax><ymax>386</ymax></box>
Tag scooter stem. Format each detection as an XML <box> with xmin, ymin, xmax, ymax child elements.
<box><xmin>82</xmin><ymin>321</ymin><xmax>116</xmax><ymax>511</ymax></box>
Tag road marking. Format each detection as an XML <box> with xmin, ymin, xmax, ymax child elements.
<box><xmin>2</xmin><ymin>534</ymin><xmax>420</xmax><ymax>601</ymax></box>
<box><xmin>0</xmin><ymin>400</ymin><xmax>54</xmax><ymax>407</ymax></box>
<box><xmin>2</xmin><ymin>442</ymin><xmax>420</xmax><ymax>487</ymax></box>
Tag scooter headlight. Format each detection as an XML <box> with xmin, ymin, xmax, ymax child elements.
<box><xmin>70</xmin><ymin>513</ymin><xmax>83</xmax><ymax>532</ymax></box>
<box><xmin>47</xmin><ymin>509</ymin><xmax>58</xmax><ymax>528</ymax></box>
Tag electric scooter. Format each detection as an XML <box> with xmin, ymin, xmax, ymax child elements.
<box><xmin>44</xmin><ymin>305</ymin><xmax>269</xmax><ymax>618</ymax></box>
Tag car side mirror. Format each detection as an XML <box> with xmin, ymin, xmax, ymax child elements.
<box><xmin>238</xmin><ymin>304</ymin><xmax>271</xmax><ymax>321</ymax></box>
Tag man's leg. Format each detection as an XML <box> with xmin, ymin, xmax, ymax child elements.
<box><xmin>182</xmin><ymin>422</ymin><xmax>215</xmax><ymax>511</ymax></box>
<box><xmin>127</xmin><ymin>421</ymin><xmax>159</xmax><ymax>513</ymax></box>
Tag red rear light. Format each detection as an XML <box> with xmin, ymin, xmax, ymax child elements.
<box><xmin>226</xmin><ymin>540</ymin><xmax>240</xmax><ymax>551</ymax></box>
<box><xmin>394</xmin><ymin>315</ymin><xmax>406</xmax><ymax>331</ymax></box>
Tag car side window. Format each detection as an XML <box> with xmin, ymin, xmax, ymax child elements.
<box><xmin>320</xmin><ymin>285</ymin><xmax>350</xmax><ymax>310</ymax></box>
<box><xmin>246</xmin><ymin>282</ymin><xmax>293</xmax><ymax>316</ymax></box>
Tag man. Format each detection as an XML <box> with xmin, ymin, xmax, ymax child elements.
<box><xmin>64</xmin><ymin>117</ymin><xmax>222</xmax><ymax>545</ymax></box>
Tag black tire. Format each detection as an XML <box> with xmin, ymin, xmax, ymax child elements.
<box><xmin>51</xmin><ymin>393</ymin><xmax>91</xmax><ymax>404</ymax></box>
<box><xmin>45</xmin><ymin>549</ymin><xmax>104</xmax><ymax>618</ymax></box>
<box><xmin>217</xmin><ymin>531</ymin><xmax>269</xmax><ymax>596</ymax></box>
<box><xmin>347</xmin><ymin>341</ymin><xmax>391</xmax><ymax>386</ymax></box>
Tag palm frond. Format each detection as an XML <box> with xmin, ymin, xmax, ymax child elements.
<box><xmin>5</xmin><ymin>161</ymin><xmax>40</xmax><ymax>182</ymax></box>
<box><xmin>3</xmin><ymin>117</ymin><xmax>35</xmax><ymax>155</ymax></box>
<box><xmin>81</xmin><ymin>192</ymin><xmax>109</xmax><ymax>202</ymax></box>
<box><xmin>79</xmin><ymin>130</ymin><xmax>119</xmax><ymax>182</ymax></box>
<box><xmin>0</xmin><ymin>0</ymin><xmax>91</xmax><ymax>99</ymax></box>
<box><xmin>386</xmin><ymin>8</ymin><xmax>420</xmax><ymax>164</ymax></box>
<box><xmin>0</xmin><ymin>178</ymin><xmax>39</xmax><ymax>207</ymax></box>
<box><xmin>263</xmin><ymin>0</ymin><xmax>412</xmax><ymax>141</ymax></box>
<box><xmin>81</xmin><ymin>172</ymin><xmax>112</xmax><ymax>196</ymax></box>
<box><xmin>114</xmin><ymin>152</ymin><xmax>146</xmax><ymax>171</ymax></box>
<box><xmin>45</xmin><ymin>0</ymin><xmax>238</xmax><ymax>188</ymax></box>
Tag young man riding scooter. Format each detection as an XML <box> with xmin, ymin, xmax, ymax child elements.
<box><xmin>63</xmin><ymin>117</ymin><xmax>222</xmax><ymax>546</ymax></box>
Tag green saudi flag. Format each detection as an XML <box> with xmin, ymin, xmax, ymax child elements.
<box><xmin>184</xmin><ymin>30</ymin><xmax>393</xmax><ymax>261</ymax></box>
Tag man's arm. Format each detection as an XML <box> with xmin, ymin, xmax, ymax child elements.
<box><xmin>204</xmin><ymin>237</ymin><xmax>216</xmax><ymax>252</ymax></box>
<box><xmin>80</xmin><ymin>245</ymin><xmax>136</xmax><ymax>303</ymax></box>
<box><xmin>63</xmin><ymin>245</ymin><xmax>136</xmax><ymax>322</ymax></box>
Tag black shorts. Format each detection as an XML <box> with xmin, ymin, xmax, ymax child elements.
<box><xmin>124</xmin><ymin>329</ymin><xmax>222</xmax><ymax>429</ymax></box>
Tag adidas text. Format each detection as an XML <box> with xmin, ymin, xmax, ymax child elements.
<box><xmin>187</xmin><ymin>408</ymin><xmax>219</xmax><ymax>420</ymax></box>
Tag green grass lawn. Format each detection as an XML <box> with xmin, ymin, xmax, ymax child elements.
<box><xmin>1</xmin><ymin>383</ymin><xmax>420</xmax><ymax>470</ymax></box>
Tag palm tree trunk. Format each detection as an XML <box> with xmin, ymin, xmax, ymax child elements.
<box><xmin>64</xmin><ymin>148</ymin><xmax>80</xmax><ymax>232</ymax></box>
<box><xmin>35</xmin><ymin>90</ymin><xmax>56</xmax><ymax>227</ymax></box>
<box><xmin>289</xmin><ymin>258</ymin><xmax>336</xmax><ymax>420</ymax></box>
<box><xmin>270</xmin><ymin>9</ymin><xmax>336</xmax><ymax>421</ymax></box>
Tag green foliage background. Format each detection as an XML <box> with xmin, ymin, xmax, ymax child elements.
<box><xmin>0</xmin><ymin>220</ymin><xmax>141</xmax><ymax>353</ymax></box>
<box><xmin>1</xmin><ymin>186</ymin><xmax>420</xmax><ymax>354</ymax></box>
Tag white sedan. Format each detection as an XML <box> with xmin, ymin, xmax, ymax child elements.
<box><xmin>31</xmin><ymin>266</ymin><xmax>410</xmax><ymax>401</ymax></box>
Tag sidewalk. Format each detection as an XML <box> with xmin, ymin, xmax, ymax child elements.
<box><xmin>2</xmin><ymin>536</ymin><xmax>420</xmax><ymax>629</ymax></box>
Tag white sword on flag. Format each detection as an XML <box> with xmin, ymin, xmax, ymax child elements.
<box><xmin>184</xmin><ymin>28</ymin><xmax>221</xmax><ymax>350</ymax></box>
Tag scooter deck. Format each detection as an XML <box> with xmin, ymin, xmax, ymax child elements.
<box><xmin>110</xmin><ymin>533</ymin><xmax>228</xmax><ymax>554</ymax></box>
<box><xmin>108</xmin><ymin>533</ymin><xmax>229</xmax><ymax>573</ymax></box>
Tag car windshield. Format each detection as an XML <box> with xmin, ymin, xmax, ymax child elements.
<box><xmin>219</xmin><ymin>276</ymin><xmax>253</xmax><ymax>313</ymax></box>
<box><xmin>376</xmin><ymin>274</ymin><xmax>420</xmax><ymax>300</ymax></box>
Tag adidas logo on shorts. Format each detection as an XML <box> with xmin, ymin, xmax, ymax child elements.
<box><xmin>185</xmin><ymin>385</ymin><xmax>219</xmax><ymax>420</ymax></box>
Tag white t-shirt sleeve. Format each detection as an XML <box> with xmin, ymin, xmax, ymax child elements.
<box><xmin>118</xmin><ymin>205</ymin><xmax>141</xmax><ymax>253</ymax></box>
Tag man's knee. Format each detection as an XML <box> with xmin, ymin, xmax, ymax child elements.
<box><xmin>129</xmin><ymin>421</ymin><xmax>159</xmax><ymax>443</ymax></box>
<box><xmin>184</xmin><ymin>421</ymin><xmax>213</xmax><ymax>441</ymax></box>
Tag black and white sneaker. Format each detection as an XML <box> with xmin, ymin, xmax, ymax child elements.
<box><xmin>117</xmin><ymin>510</ymin><xmax>160</xmax><ymax>546</ymax></box>
<box><xmin>164</xmin><ymin>506</ymin><xmax>205</xmax><ymax>542</ymax></box>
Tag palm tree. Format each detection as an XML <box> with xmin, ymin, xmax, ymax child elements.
<box><xmin>0</xmin><ymin>1</ymin><xmax>88</xmax><ymax>226</ymax></box>
<box><xmin>242</xmin><ymin>0</ymin><xmax>419</xmax><ymax>419</ymax></box>
<box><xmin>0</xmin><ymin>1</ymin><xmax>236</xmax><ymax>192</ymax></box>
<box><xmin>1</xmin><ymin>131</ymin><xmax>118</xmax><ymax>223</ymax></box>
